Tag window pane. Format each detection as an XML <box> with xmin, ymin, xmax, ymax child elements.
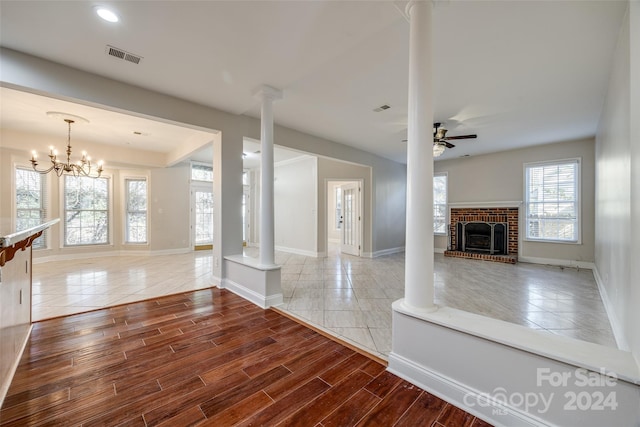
<box><xmin>525</xmin><ymin>161</ymin><xmax>578</xmax><ymax>241</ymax></box>
<box><xmin>433</xmin><ymin>174</ymin><xmax>447</xmax><ymax>234</ymax></box>
<box><xmin>126</xmin><ymin>179</ymin><xmax>147</xmax><ymax>243</ymax></box>
<box><xmin>15</xmin><ymin>168</ymin><xmax>46</xmax><ymax>249</ymax></box>
<box><xmin>195</xmin><ymin>190</ymin><xmax>214</xmax><ymax>244</ymax></box>
<box><xmin>127</xmin><ymin>213</ymin><xmax>147</xmax><ymax>243</ymax></box>
<box><xmin>65</xmin><ymin>176</ymin><xmax>109</xmax><ymax>245</ymax></box>
<box><xmin>192</xmin><ymin>164</ymin><xmax>213</xmax><ymax>182</ymax></box>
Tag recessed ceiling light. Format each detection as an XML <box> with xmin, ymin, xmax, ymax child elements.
<box><xmin>96</xmin><ymin>7</ymin><xmax>119</xmax><ymax>23</ymax></box>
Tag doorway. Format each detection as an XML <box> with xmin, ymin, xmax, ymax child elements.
<box><xmin>327</xmin><ymin>180</ymin><xmax>362</xmax><ymax>256</ymax></box>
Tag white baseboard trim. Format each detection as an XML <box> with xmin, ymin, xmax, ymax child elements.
<box><xmin>435</xmin><ymin>247</ymin><xmax>446</xmax><ymax>254</ymax></box>
<box><xmin>592</xmin><ymin>265</ymin><xmax>628</xmax><ymax>351</ymax></box>
<box><xmin>219</xmin><ymin>278</ymin><xmax>283</xmax><ymax>309</ymax></box>
<box><xmin>274</xmin><ymin>245</ymin><xmax>319</xmax><ymax>258</ymax></box>
<box><xmin>387</xmin><ymin>352</ymin><xmax>545</xmax><ymax>427</ymax></box>
<box><xmin>0</xmin><ymin>324</ymin><xmax>32</xmax><ymax>408</ymax></box>
<box><xmin>211</xmin><ymin>275</ymin><xmax>222</xmax><ymax>287</ymax></box>
<box><xmin>364</xmin><ymin>246</ymin><xmax>405</xmax><ymax>258</ymax></box>
<box><xmin>33</xmin><ymin>247</ymin><xmax>192</xmax><ymax>264</ymax></box>
<box><xmin>518</xmin><ymin>256</ymin><xmax>594</xmax><ymax>270</ymax></box>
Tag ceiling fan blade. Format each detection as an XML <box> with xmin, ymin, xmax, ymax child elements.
<box><xmin>444</xmin><ymin>141</ymin><xmax>455</xmax><ymax>149</ymax></box>
<box><xmin>442</xmin><ymin>134</ymin><xmax>477</xmax><ymax>141</ymax></box>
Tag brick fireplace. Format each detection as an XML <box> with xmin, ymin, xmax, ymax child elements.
<box><xmin>444</xmin><ymin>205</ymin><xmax>519</xmax><ymax>264</ymax></box>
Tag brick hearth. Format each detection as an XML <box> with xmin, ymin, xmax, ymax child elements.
<box><xmin>444</xmin><ymin>207</ymin><xmax>519</xmax><ymax>264</ymax></box>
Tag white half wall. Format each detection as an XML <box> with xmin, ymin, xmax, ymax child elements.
<box><xmin>390</xmin><ymin>303</ymin><xmax>640</xmax><ymax>427</ymax></box>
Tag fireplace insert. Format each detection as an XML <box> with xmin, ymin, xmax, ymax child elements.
<box><xmin>456</xmin><ymin>221</ymin><xmax>508</xmax><ymax>255</ymax></box>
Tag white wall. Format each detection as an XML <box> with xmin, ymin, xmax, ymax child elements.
<box><xmin>595</xmin><ymin>2</ymin><xmax>640</xmax><ymax>365</ymax></box>
<box><xmin>251</xmin><ymin>157</ymin><xmax>374</xmax><ymax>257</ymax></box>
<box><xmin>629</xmin><ymin>0</ymin><xmax>640</xmax><ymax>367</ymax></box>
<box><xmin>148</xmin><ymin>163</ymin><xmax>191</xmax><ymax>252</ymax></box>
<box><xmin>274</xmin><ymin>156</ymin><xmax>317</xmax><ymax>256</ymax></box>
<box><xmin>274</xmin><ymin>127</ymin><xmax>406</xmax><ymax>256</ymax></box>
<box><xmin>434</xmin><ymin>138</ymin><xmax>596</xmax><ymax>264</ymax></box>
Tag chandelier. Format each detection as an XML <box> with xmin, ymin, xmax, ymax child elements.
<box><xmin>30</xmin><ymin>112</ymin><xmax>103</xmax><ymax>178</ymax></box>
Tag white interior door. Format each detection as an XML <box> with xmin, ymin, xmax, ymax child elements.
<box><xmin>191</xmin><ymin>185</ymin><xmax>214</xmax><ymax>250</ymax></box>
<box><xmin>340</xmin><ymin>182</ymin><xmax>361</xmax><ymax>256</ymax></box>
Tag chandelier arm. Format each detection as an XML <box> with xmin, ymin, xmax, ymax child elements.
<box><xmin>31</xmin><ymin>162</ymin><xmax>57</xmax><ymax>175</ymax></box>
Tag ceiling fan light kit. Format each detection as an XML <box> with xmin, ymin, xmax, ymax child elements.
<box><xmin>432</xmin><ymin>122</ymin><xmax>477</xmax><ymax>157</ymax></box>
<box><xmin>433</xmin><ymin>142</ymin><xmax>446</xmax><ymax>157</ymax></box>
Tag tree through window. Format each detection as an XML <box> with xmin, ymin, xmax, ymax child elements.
<box><xmin>64</xmin><ymin>175</ymin><xmax>109</xmax><ymax>245</ymax></box>
<box><xmin>15</xmin><ymin>167</ymin><xmax>46</xmax><ymax>249</ymax></box>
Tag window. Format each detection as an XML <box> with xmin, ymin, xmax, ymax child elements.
<box><xmin>64</xmin><ymin>175</ymin><xmax>109</xmax><ymax>246</ymax></box>
<box><xmin>191</xmin><ymin>163</ymin><xmax>213</xmax><ymax>182</ymax></box>
<box><xmin>125</xmin><ymin>178</ymin><xmax>147</xmax><ymax>243</ymax></box>
<box><xmin>525</xmin><ymin>159</ymin><xmax>580</xmax><ymax>242</ymax></box>
<box><xmin>15</xmin><ymin>167</ymin><xmax>46</xmax><ymax>249</ymax></box>
<box><xmin>433</xmin><ymin>173</ymin><xmax>447</xmax><ymax>234</ymax></box>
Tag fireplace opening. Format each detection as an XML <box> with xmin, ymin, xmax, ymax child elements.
<box><xmin>456</xmin><ymin>221</ymin><xmax>508</xmax><ymax>255</ymax></box>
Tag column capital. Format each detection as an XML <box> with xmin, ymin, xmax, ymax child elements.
<box><xmin>253</xmin><ymin>85</ymin><xmax>283</xmax><ymax>102</ymax></box>
<box><xmin>405</xmin><ymin>0</ymin><xmax>432</xmax><ymax>17</ymax></box>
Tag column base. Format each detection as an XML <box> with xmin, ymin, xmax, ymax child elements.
<box><xmin>222</xmin><ymin>254</ymin><xmax>282</xmax><ymax>309</ymax></box>
<box><xmin>397</xmin><ymin>298</ymin><xmax>439</xmax><ymax>315</ymax></box>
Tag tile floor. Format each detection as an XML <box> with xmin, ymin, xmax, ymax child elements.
<box><xmin>32</xmin><ymin>252</ymin><xmax>213</xmax><ymax>320</ymax></box>
<box><xmin>32</xmin><ymin>246</ymin><xmax>616</xmax><ymax>360</ymax></box>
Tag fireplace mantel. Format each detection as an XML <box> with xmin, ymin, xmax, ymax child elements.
<box><xmin>448</xmin><ymin>201</ymin><xmax>522</xmax><ymax>209</ymax></box>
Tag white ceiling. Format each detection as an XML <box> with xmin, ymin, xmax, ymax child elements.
<box><xmin>0</xmin><ymin>1</ymin><xmax>628</xmax><ymax>164</ymax></box>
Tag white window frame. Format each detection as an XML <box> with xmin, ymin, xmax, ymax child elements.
<box><xmin>433</xmin><ymin>172</ymin><xmax>448</xmax><ymax>235</ymax></box>
<box><xmin>14</xmin><ymin>165</ymin><xmax>48</xmax><ymax>249</ymax></box>
<box><xmin>124</xmin><ymin>177</ymin><xmax>148</xmax><ymax>244</ymax></box>
<box><xmin>191</xmin><ymin>161</ymin><xmax>213</xmax><ymax>183</ymax></box>
<box><xmin>62</xmin><ymin>174</ymin><xmax>112</xmax><ymax>247</ymax></box>
<box><xmin>524</xmin><ymin>158</ymin><xmax>581</xmax><ymax>244</ymax></box>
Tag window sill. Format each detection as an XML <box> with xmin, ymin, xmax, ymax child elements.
<box><xmin>524</xmin><ymin>238</ymin><xmax>581</xmax><ymax>245</ymax></box>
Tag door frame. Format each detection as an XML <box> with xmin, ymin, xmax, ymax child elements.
<box><xmin>325</xmin><ymin>179</ymin><xmax>363</xmax><ymax>257</ymax></box>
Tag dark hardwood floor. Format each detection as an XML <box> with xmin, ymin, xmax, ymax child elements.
<box><xmin>0</xmin><ymin>288</ymin><xmax>492</xmax><ymax>426</ymax></box>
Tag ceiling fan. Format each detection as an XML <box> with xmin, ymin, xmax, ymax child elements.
<box><xmin>432</xmin><ymin>122</ymin><xmax>477</xmax><ymax>157</ymax></box>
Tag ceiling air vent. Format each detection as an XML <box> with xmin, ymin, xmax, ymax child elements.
<box><xmin>106</xmin><ymin>45</ymin><xmax>143</xmax><ymax>65</ymax></box>
<box><xmin>373</xmin><ymin>104</ymin><xmax>391</xmax><ymax>112</ymax></box>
